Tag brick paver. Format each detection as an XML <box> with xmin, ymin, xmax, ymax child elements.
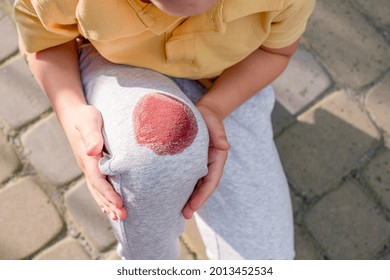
<box><xmin>365</xmin><ymin>74</ymin><xmax>390</xmax><ymax>135</ymax></box>
<box><xmin>179</xmin><ymin>242</ymin><xmax>195</xmax><ymax>260</ymax></box>
<box><xmin>305</xmin><ymin>0</ymin><xmax>390</xmax><ymax>88</ymax></box>
<box><xmin>290</xmin><ymin>192</ymin><xmax>303</xmax><ymax>214</ymax></box>
<box><xmin>294</xmin><ymin>227</ymin><xmax>321</xmax><ymax>260</ymax></box>
<box><xmin>276</xmin><ymin>90</ymin><xmax>381</xmax><ymax>199</ymax></box>
<box><xmin>272</xmin><ymin>46</ymin><xmax>331</xmax><ymax>133</ymax></box>
<box><xmin>1</xmin><ymin>0</ymin><xmax>12</xmax><ymax>16</ymax></box>
<box><xmin>0</xmin><ymin>16</ymin><xmax>18</xmax><ymax>62</ymax></box>
<box><xmin>353</xmin><ymin>0</ymin><xmax>390</xmax><ymax>28</ymax></box>
<box><xmin>0</xmin><ymin>58</ymin><xmax>51</xmax><ymax>128</ymax></box>
<box><xmin>105</xmin><ymin>250</ymin><xmax>121</xmax><ymax>260</ymax></box>
<box><xmin>183</xmin><ymin>218</ymin><xmax>208</xmax><ymax>260</ymax></box>
<box><xmin>64</xmin><ymin>180</ymin><xmax>116</xmax><ymax>252</ymax></box>
<box><xmin>0</xmin><ymin>132</ymin><xmax>20</xmax><ymax>183</ymax></box>
<box><xmin>305</xmin><ymin>180</ymin><xmax>390</xmax><ymax>259</ymax></box>
<box><xmin>362</xmin><ymin>149</ymin><xmax>390</xmax><ymax>211</ymax></box>
<box><xmin>34</xmin><ymin>237</ymin><xmax>91</xmax><ymax>260</ymax></box>
<box><xmin>21</xmin><ymin>113</ymin><xmax>81</xmax><ymax>186</ymax></box>
<box><xmin>0</xmin><ymin>177</ymin><xmax>63</xmax><ymax>259</ymax></box>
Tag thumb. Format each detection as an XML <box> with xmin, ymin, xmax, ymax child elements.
<box><xmin>76</xmin><ymin>116</ymin><xmax>104</xmax><ymax>156</ymax></box>
<box><xmin>211</xmin><ymin>131</ymin><xmax>230</xmax><ymax>151</ymax></box>
<box><xmin>208</xmin><ymin>121</ymin><xmax>230</xmax><ymax>151</ymax></box>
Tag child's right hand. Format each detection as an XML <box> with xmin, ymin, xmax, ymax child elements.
<box><xmin>58</xmin><ymin>104</ymin><xmax>127</xmax><ymax>220</ymax></box>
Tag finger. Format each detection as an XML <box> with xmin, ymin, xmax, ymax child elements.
<box><xmin>182</xmin><ymin>180</ymin><xmax>202</xmax><ymax>219</ymax></box>
<box><xmin>182</xmin><ymin>204</ymin><xmax>193</xmax><ymax>220</ymax></box>
<box><xmin>89</xmin><ymin>179</ymin><xmax>128</xmax><ymax>220</ymax></box>
<box><xmin>75</xmin><ymin>111</ymin><xmax>104</xmax><ymax>156</ymax></box>
<box><xmin>211</xmin><ymin>133</ymin><xmax>230</xmax><ymax>151</ymax></box>
<box><xmin>84</xmin><ymin>154</ymin><xmax>124</xmax><ymax>208</ymax></box>
<box><xmin>87</xmin><ymin>182</ymin><xmax>111</xmax><ymax>215</ymax></box>
<box><xmin>197</xmin><ymin>105</ymin><xmax>230</xmax><ymax>151</ymax></box>
<box><xmin>192</xmin><ymin>149</ymin><xmax>227</xmax><ymax>208</ymax></box>
<box><xmin>87</xmin><ymin>183</ymin><xmax>122</xmax><ymax>221</ymax></box>
<box><xmin>209</xmin><ymin>133</ymin><xmax>230</xmax><ymax>151</ymax></box>
<box><xmin>205</xmin><ymin>118</ymin><xmax>230</xmax><ymax>151</ymax></box>
<box><xmin>89</xmin><ymin>175</ymin><xmax>128</xmax><ymax>220</ymax></box>
<box><xmin>183</xmin><ymin>149</ymin><xmax>227</xmax><ymax>217</ymax></box>
<box><xmin>91</xmin><ymin>184</ymin><xmax>127</xmax><ymax>220</ymax></box>
<box><xmin>83</xmin><ymin>155</ymin><xmax>128</xmax><ymax>220</ymax></box>
<box><xmin>115</xmin><ymin>207</ymin><xmax>128</xmax><ymax>220</ymax></box>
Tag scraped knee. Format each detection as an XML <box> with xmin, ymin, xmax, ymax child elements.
<box><xmin>133</xmin><ymin>92</ymin><xmax>198</xmax><ymax>155</ymax></box>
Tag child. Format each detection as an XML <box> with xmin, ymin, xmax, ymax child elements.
<box><xmin>13</xmin><ymin>0</ymin><xmax>315</xmax><ymax>259</ymax></box>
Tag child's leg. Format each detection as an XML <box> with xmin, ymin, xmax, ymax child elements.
<box><xmin>79</xmin><ymin>46</ymin><xmax>208</xmax><ymax>259</ymax></box>
<box><xmin>173</xmin><ymin>79</ymin><xmax>294</xmax><ymax>259</ymax></box>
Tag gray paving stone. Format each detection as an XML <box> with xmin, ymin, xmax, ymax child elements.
<box><xmin>294</xmin><ymin>227</ymin><xmax>320</xmax><ymax>260</ymax></box>
<box><xmin>0</xmin><ymin>132</ymin><xmax>20</xmax><ymax>183</ymax></box>
<box><xmin>382</xmin><ymin>250</ymin><xmax>390</xmax><ymax>260</ymax></box>
<box><xmin>0</xmin><ymin>58</ymin><xmax>51</xmax><ymax>128</ymax></box>
<box><xmin>384</xmin><ymin>25</ymin><xmax>390</xmax><ymax>43</ymax></box>
<box><xmin>0</xmin><ymin>16</ymin><xmax>18</xmax><ymax>61</ymax></box>
<box><xmin>290</xmin><ymin>191</ymin><xmax>302</xmax><ymax>214</ymax></box>
<box><xmin>272</xmin><ymin>46</ymin><xmax>331</xmax><ymax>131</ymax></box>
<box><xmin>305</xmin><ymin>180</ymin><xmax>390</xmax><ymax>259</ymax></box>
<box><xmin>21</xmin><ymin>113</ymin><xmax>82</xmax><ymax>185</ymax></box>
<box><xmin>272</xmin><ymin>102</ymin><xmax>293</xmax><ymax>136</ymax></box>
<box><xmin>34</xmin><ymin>237</ymin><xmax>91</xmax><ymax>260</ymax></box>
<box><xmin>65</xmin><ymin>180</ymin><xmax>116</xmax><ymax>252</ymax></box>
<box><xmin>362</xmin><ymin>149</ymin><xmax>390</xmax><ymax>210</ymax></box>
<box><xmin>365</xmin><ymin>74</ymin><xmax>390</xmax><ymax>135</ymax></box>
<box><xmin>304</xmin><ymin>0</ymin><xmax>390</xmax><ymax>88</ymax></box>
<box><xmin>352</xmin><ymin>0</ymin><xmax>390</xmax><ymax>28</ymax></box>
<box><xmin>0</xmin><ymin>177</ymin><xmax>63</xmax><ymax>259</ymax></box>
<box><xmin>276</xmin><ymin>90</ymin><xmax>381</xmax><ymax>198</ymax></box>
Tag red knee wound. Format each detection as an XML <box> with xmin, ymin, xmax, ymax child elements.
<box><xmin>133</xmin><ymin>93</ymin><xmax>198</xmax><ymax>155</ymax></box>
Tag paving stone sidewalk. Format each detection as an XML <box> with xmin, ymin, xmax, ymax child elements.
<box><xmin>0</xmin><ymin>0</ymin><xmax>389</xmax><ymax>260</ymax></box>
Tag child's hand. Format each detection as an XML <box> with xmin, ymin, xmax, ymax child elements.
<box><xmin>182</xmin><ymin>104</ymin><xmax>230</xmax><ymax>219</ymax></box>
<box><xmin>59</xmin><ymin>104</ymin><xmax>127</xmax><ymax>220</ymax></box>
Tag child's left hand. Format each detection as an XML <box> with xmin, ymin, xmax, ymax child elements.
<box><xmin>182</xmin><ymin>104</ymin><xmax>230</xmax><ymax>219</ymax></box>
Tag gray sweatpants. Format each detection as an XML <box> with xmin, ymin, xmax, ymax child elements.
<box><xmin>79</xmin><ymin>45</ymin><xmax>294</xmax><ymax>260</ymax></box>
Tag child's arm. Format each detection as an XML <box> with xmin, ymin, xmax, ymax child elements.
<box><xmin>25</xmin><ymin>40</ymin><xmax>127</xmax><ymax>220</ymax></box>
<box><xmin>199</xmin><ymin>39</ymin><xmax>300</xmax><ymax>119</ymax></box>
<box><xmin>182</xmin><ymin>39</ymin><xmax>300</xmax><ymax>219</ymax></box>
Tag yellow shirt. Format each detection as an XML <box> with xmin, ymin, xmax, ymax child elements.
<box><xmin>14</xmin><ymin>0</ymin><xmax>315</xmax><ymax>79</ymax></box>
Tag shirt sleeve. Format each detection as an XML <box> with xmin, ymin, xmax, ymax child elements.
<box><xmin>14</xmin><ymin>0</ymin><xmax>79</xmax><ymax>53</ymax></box>
<box><xmin>262</xmin><ymin>0</ymin><xmax>316</xmax><ymax>49</ymax></box>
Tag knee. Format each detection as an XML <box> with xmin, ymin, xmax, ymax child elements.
<box><xmin>99</xmin><ymin>92</ymin><xmax>209</xmax><ymax>176</ymax></box>
<box><xmin>133</xmin><ymin>93</ymin><xmax>199</xmax><ymax>155</ymax></box>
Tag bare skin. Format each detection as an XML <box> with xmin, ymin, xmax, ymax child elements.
<box><xmin>24</xmin><ymin>1</ymin><xmax>300</xmax><ymax>221</ymax></box>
